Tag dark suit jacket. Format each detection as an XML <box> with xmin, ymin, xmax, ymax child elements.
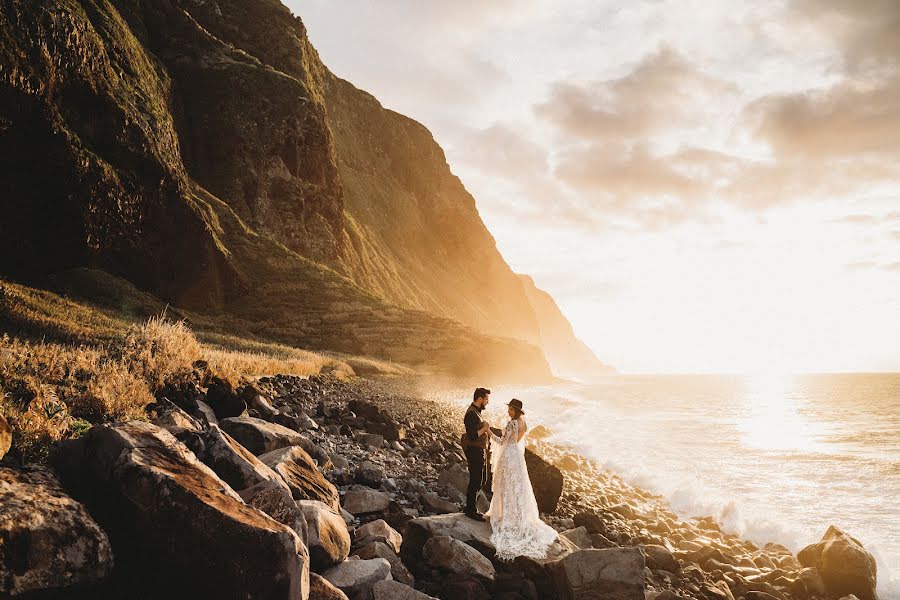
<box><xmin>462</xmin><ymin>403</ymin><xmax>502</xmax><ymax>449</ymax></box>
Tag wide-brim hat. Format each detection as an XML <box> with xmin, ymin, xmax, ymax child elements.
<box><xmin>507</xmin><ymin>398</ymin><xmax>524</xmax><ymax>413</ymax></box>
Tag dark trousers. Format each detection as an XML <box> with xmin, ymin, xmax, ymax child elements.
<box><xmin>464</xmin><ymin>446</ymin><xmax>488</xmax><ymax>513</ymax></box>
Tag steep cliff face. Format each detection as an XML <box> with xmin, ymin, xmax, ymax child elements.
<box><xmin>0</xmin><ymin>0</ymin><xmax>241</xmax><ymax>309</ymax></box>
<box><xmin>519</xmin><ymin>275</ymin><xmax>616</xmax><ymax>379</ymax></box>
<box><xmin>158</xmin><ymin>0</ymin><xmax>541</xmax><ymax>344</ymax></box>
<box><xmin>0</xmin><ymin>0</ymin><xmax>607</xmax><ymax>379</ymax></box>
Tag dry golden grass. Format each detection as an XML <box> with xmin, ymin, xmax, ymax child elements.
<box><xmin>121</xmin><ymin>315</ymin><xmax>202</xmax><ymax>391</ymax></box>
<box><xmin>0</xmin><ymin>278</ymin><xmax>414</xmax><ymax>462</ymax></box>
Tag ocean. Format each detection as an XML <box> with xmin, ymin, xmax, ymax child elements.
<box><xmin>477</xmin><ymin>373</ymin><xmax>899</xmax><ymax>599</ymax></box>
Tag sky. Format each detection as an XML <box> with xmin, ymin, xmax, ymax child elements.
<box><xmin>290</xmin><ymin>0</ymin><xmax>900</xmax><ymax>374</ymax></box>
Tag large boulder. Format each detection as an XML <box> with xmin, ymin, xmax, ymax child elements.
<box><xmin>797</xmin><ymin>526</ymin><xmax>878</xmax><ymax>600</ymax></box>
<box><xmin>241</xmin><ymin>479</ymin><xmax>309</xmax><ymax>544</ymax></box>
<box><xmin>0</xmin><ymin>415</ymin><xmax>10</xmax><ymax>460</ymax></box>
<box><xmin>343</xmin><ymin>489</ymin><xmax>391</xmax><ymax>515</ymax></box>
<box><xmin>372</xmin><ymin>580</ymin><xmax>438</xmax><ymax>599</ymax></box>
<box><xmin>299</xmin><ymin>500</ymin><xmax>352</xmax><ymax>572</ymax></box>
<box><xmin>423</xmin><ymin>535</ymin><xmax>496</xmax><ymax>582</ymax></box>
<box><xmin>322</xmin><ymin>558</ymin><xmax>392</xmax><ymax>599</ymax></box>
<box><xmin>0</xmin><ymin>466</ymin><xmax>113</xmax><ymax>596</ymax></box>
<box><xmin>220</xmin><ymin>416</ymin><xmax>310</xmax><ymax>455</ymax></box>
<box><xmin>199</xmin><ymin>425</ymin><xmax>290</xmax><ymax>493</ymax></box>
<box><xmin>261</xmin><ymin>446</ymin><xmax>340</xmax><ymax>511</ymax></box>
<box><xmin>524</xmin><ymin>449</ymin><xmax>564</xmax><ymax>513</ymax></box>
<box><xmin>401</xmin><ymin>513</ymin><xmax>577</xmax><ymax>581</ymax></box>
<box><xmin>53</xmin><ymin>421</ymin><xmax>310</xmax><ymax>599</ymax></box>
<box><xmin>549</xmin><ymin>548</ymin><xmax>646</xmax><ymax>600</ymax></box>
<box><xmin>148</xmin><ymin>397</ymin><xmax>204</xmax><ymax>433</ymax></box>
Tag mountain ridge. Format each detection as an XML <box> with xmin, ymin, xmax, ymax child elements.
<box><xmin>0</xmin><ymin>0</ymin><xmax>612</xmax><ymax>379</ymax></box>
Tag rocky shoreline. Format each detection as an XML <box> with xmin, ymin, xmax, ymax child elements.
<box><xmin>0</xmin><ymin>370</ymin><xmax>880</xmax><ymax>600</ymax></box>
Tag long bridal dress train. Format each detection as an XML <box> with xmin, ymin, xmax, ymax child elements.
<box><xmin>485</xmin><ymin>417</ymin><xmax>559</xmax><ymax>561</ymax></box>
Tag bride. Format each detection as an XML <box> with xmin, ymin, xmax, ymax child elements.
<box><xmin>485</xmin><ymin>398</ymin><xmax>559</xmax><ymax>561</ymax></box>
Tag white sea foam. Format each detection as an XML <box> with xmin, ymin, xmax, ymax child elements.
<box><xmin>486</xmin><ymin>374</ymin><xmax>900</xmax><ymax>599</ymax></box>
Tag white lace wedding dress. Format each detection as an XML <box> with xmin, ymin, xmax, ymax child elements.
<box><xmin>485</xmin><ymin>417</ymin><xmax>559</xmax><ymax>561</ymax></box>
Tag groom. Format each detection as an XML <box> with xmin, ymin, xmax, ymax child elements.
<box><xmin>461</xmin><ymin>387</ymin><xmax>502</xmax><ymax>521</ymax></box>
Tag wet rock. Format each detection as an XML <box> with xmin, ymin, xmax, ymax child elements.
<box><xmin>311</xmin><ymin>572</ymin><xmax>350</xmax><ymax>600</ymax></box>
<box><xmin>797</xmin><ymin>526</ymin><xmax>878</xmax><ymax>600</ymax></box>
<box><xmin>54</xmin><ymin>421</ymin><xmax>309</xmax><ymax>599</ymax></box>
<box><xmin>322</xmin><ymin>558</ymin><xmax>392</xmax><ymax>599</ymax></box>
<box><xmin>355</xmin><ymin>519</ymin><xmax>402</xmax><ymax>553</ymax></box>
<box><xmin>199</xmin><ymin>424</ymin><xmax>289</xmax><ymax>493</ymax></box>
<box><xmin>0</xmin><ymin>466</ymin><xmax>113</xmax><ymax>596</ymax></box>
<box><xmin>221</xmin><ymin>416</ymin><xmax>310</xmax><ymax>455</ymax></box>
<box><xmin>372</xmin><ymin>579</ymin><xmax>437</xmax><ymax>599</ymax></box>
<box><xmin>549</xmin><ymin>547</ymin><xmax>646</xmax><ymax>600</ymax></box>
<box><xmin>795</xmin><ymin>566</ymin><xmax>827</xmax><ymax>596</ymax></box>
<box><xmin>423</xmin><ymin>534</ymin><xmax>496</xmax><ymax>582</ymax></box>
<box><xmin>261</xmin><ymin>445</ymin><xmax>340</xmax><ymax>511</ymax></box>
<box><xmin>525</xmin><ymin>449</ymin><xmax>564</xmax><ymax>513</ymax></box>
<box><xmin>343</xmin><ymin>489</ymin><xmax>391</xmax><ymax>515</ymax></box>
<box><xmin>298</xmin><ymin>500</ymin><xmax>351</xmax><ymax>572</ymax></box>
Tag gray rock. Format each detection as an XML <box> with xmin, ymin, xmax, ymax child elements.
<box><xmin>561</xmin><ymin>526</ymin><xmax>593</xmax><ymax>549</ymax></box>
<box><xmin>401</xmin><ymin>513</ymin><xmax>577</xmax><ymax>571</ymax></box>
<box><xmin>322</xmin><ymin>558</ymin><xmax>392</xmax><ymax>599</ymax></box>
<box><xmin>299</xmin><ymin>500</ymin><xmax>352</xmax><ymax>572</ymax></box>
<box><xmin>641</xmin><ymin>544</ymin><xmax>681</xmax><ymax>573</ymax></box>
<box><xmin>0</xmin><ymin>466</ymin><xmax>113</xmax><ymax>596</ymax></box>
<box><xmin>150</xmin><ymin>397</ymin><xmax>203</xmax><ymax>433</ymax></box>
<box><xmin>220</xmin><ymin>416</ymin><xmax>309</xmax><ymax>455</ymax></box>
<box><xmin>423</xmin><ymin>534</ymin><xmax>496</xmax><ymax>582</ymax></box>
<box><xmin>194</xmin><ymin>399</ymin><xmax>219</xmax><ymax>426</ymax></box>
<box><xmin>356</xmin><ymin>540</ymin><xmax>415</xmax><ymax>586</ymax></box>
<box><xmin>199</xmin><ymin>424</ymin><xmax>289</xmax><ymax>493</ymax></box>
<box><xmin>549</xmin><ymin>547</ymin><xmax>646</xmax><ymax>600</ymax></box>
<box><xmin>355</xmin><ymin>460</ymin><xmax>385</xmax><ymax>487</ymax></box>
<box><xmin>421</xmin><ymin>491</ymin><xmax>458</xmax><ymax>514</ymax></box>
<box><xmin>798</xmin><ymin>526</ymin><xmax>878</xmax><ymax>600</ymax></box>
<box><xmin>343</xmin><ymin>489</ymin><xmax>391</xmax><ymax>515</ymax></box>
<box><xmin>355</xmin><ymin>519</ymin><xmax>402</xmax><ymax>553</ymax></box>
<box><xmin>260</xmin><ymin>445</ymin><xmax>340</xmax><ymax>511</ymax></box>
<box><xmin>372</xmin><ymin>580</ymin><xmax>438</xmax><ymax>599</ymax></box>
<box><xmin>437</xmin><ymin>463</ymin><xmax>469</xmax><ymax>495</ymax></box>
<box><xmin>358</xmin><ymin>433</ymin><xmax>385</xmax><ymax>448</ymax></box>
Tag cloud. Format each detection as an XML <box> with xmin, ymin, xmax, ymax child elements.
<box><xmin>535</xmin><ymin>46</ymin><xmax>734</xmax><ymax>140</ymax></box>
<box><xmin>744</xmin><ymin>79</ymin><xmax>900</xmax><ymax>160</ymax></box>
<box><xmin>747</xmin><ymin>0</ymin><xmax>900</xmax><ymax>167</ymax></box>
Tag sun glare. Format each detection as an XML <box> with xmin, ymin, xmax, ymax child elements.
<box><xmin>736</xmin><ymin>373</ymin><xmax>827</xmax><ymax>453</ymax></box>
